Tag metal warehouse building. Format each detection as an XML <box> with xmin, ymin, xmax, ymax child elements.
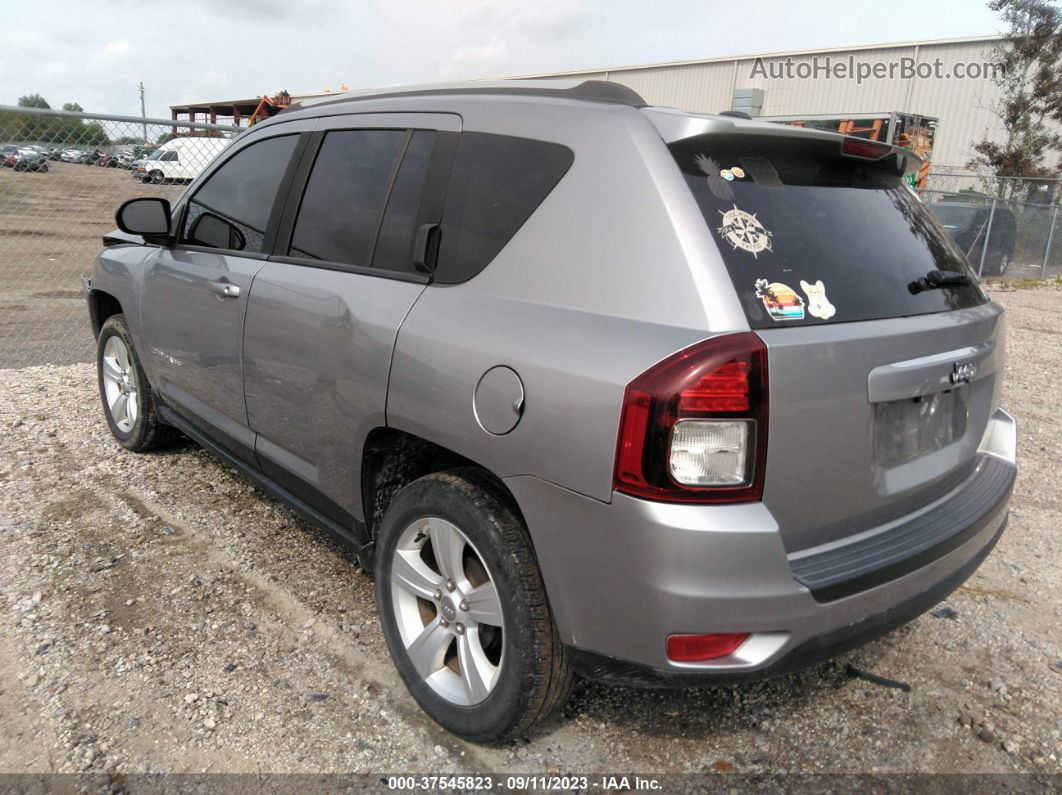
<box><xmin>515</xmin><ymin>35</ymin><xmax>1006</xmax><ymax>172</ymax></box>
<box><xmin>174</xmin><ymin>35</ymin><xmax>1007</xmax><ymax>173</ymax></box>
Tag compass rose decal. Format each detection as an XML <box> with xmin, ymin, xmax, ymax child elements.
<box><xmin>716</xmin><ymin>205</ymin><xmax>773</xmax><ymax>258</ymax></box>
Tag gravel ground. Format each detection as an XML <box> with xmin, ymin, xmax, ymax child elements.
<box><xmin>0</xmin><ymin>286</ymin><xmax>1059</xmax><ymax>778</ymax></box>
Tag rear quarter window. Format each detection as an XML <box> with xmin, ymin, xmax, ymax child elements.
<box><xmin>670</xmin><ymin>136</ymin><xmax>987</xmax><ymax>328</ymax></box>
<box><xmin>434</xmin><ymin>132</ymin><xmax>573</xmax><ymax>284</ymax></box>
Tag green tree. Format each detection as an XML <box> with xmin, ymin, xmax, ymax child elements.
<box><xmin>17</xmin><ymin>93</ymin><xmax>50</xmax><ymax>109</ymax></box>
<box><xmin>81</xmin><ymin>122</ymin><xmax>110</xmax><ymax>147</ymax></box>
<box><xmin>3</xmin><ymin>95</ymin><xmax>109</xmax><ymax>146</ymax></box>
<box><xmin>968</xmin><ymin>0</ymin><xmax>1062</xmax><ymax>198</ymax></box>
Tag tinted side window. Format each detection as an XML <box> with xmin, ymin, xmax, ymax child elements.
<box><xmin>290</xmin><ymin>129</ymin><xmax>406</xmax><ymax>266</ymax></box>
<box><xmin>435</xmin><ymin>132</ymin><xmax>573</xmax><ymax>284</ymax></box>
<box><xmin>373</xmin><ymin>131</ymin><xmax>434</xmax><ymax>273</ymax></box>
<box><xmin>182</xmin><ymin>135</ymin><xmax>298</xmax><ymax>254</ymax></box>
<box><xmin>161</xmin><ymin>150</ymin><xmax>178</xmax><ymax>162</ymax></box>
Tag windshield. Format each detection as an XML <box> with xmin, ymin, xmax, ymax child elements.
<box><xmin>670</xmin><ymin>136</ymin><xmax>987</xmax><ymax>328</ymax></box>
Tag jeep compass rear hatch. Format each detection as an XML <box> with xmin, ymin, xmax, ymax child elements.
<box><xmin>669</xmin><ymin>130</ymin><xmax>1004</xmax><ymax>553</ymax></box>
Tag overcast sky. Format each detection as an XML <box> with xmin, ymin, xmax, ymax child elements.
<box><xmin>1</xmin><ymin>0</ymin><xmax>1004</xmax><ymax>120</ymax></box>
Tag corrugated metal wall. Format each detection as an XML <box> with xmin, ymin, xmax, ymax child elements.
<box><xmin>531</xmin><ymin>38</ymin><xmax>1009</xmax><ymax>171</ymax></box>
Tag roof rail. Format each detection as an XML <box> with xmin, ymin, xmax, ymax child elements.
<box><xmin>289</xmin><ymin>79</ymin><xmax>647</xmax><ymax>111</ymax></box>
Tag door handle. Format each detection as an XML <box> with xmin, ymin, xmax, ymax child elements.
<box><xmin>209</xmin><ymin>281</ymin><xmax>240</xmax><ymax>298</ymax></box>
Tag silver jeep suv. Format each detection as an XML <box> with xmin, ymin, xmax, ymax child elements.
<box><xmin>85</xmin><ymin>80</ymin><xmax>1017</xmax><ymax>742</ymax></box>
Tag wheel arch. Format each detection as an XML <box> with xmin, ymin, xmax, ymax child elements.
<box><xmin>360</xmin><ymin>427</ymin><xmax>527</xmax><ymax>548</ymax></box>
<box><xmin>88</xmin><ymin>289</ymin><xmax>124</xmax><ymax>338</ymax></box>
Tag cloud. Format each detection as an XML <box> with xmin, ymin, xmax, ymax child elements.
<box><xmin>152</xmin><ymin>0</ymin><xmax>353</xmax><ymax>20</ymax></box>
<box><xmin>91</xmin><ymin>39</ymin><xmax>137</xmax><ymax>68</ymax></box>
<box><xmin>38</xmin><ymin>61</ymin><xmax>70</xmax><ymax>78</ymax></box>
<box><xmin>442</xmin><ymin>41</ymin><xmax>511</xmax><ymax>80</ymax></box>
<box><xmin>516</xmin><ymin>5</ymin><xmax>606</xmax><ymax>41</ymax></box>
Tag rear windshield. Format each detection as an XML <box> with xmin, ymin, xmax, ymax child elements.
<box><xmin>670</xmin><ymin>136</ymin><xmax>987</xmax><ymax>328</ymax></box>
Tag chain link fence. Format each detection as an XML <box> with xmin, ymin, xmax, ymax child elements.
<box><xmin>919</xmin><ymin>172</ymin><xmax>1061</xmax><ymax>282</ymax></box>
<box><xmin>0</xmin><ymin>105</ymin><xmax>238</xmax><ymax>369</ymax></box>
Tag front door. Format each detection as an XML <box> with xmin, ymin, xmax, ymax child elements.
<box><xmin>140</xmin><ymin>133</ymin><xmax>302</xmax><ymax>459</ymax></box>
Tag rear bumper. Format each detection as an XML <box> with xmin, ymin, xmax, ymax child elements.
<box><xmin>504</xmin><ymin>408</ymin><xmax>1016</xmax><ymax>683</ymax></box>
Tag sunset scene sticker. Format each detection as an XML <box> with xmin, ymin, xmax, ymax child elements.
<box><xmin>755</xmin><ymin>279</ymin><xmax>805</xmax><ymax>321</ymax></box>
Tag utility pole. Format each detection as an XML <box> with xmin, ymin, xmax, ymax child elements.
<box><xmin>138</xmin><ymin>81</ymin><xmax>147</xmax><ymax>144</ymax></box>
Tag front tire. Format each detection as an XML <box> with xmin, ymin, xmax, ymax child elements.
<box><xmin>96</xmin><ymin>314</ymin><xmax>175</xmax><ymax>451</ymax></box>
<box><xmin>375</xmin><ymin>469</ymin><xmax>575</xmax><ymax>743</ymax></box>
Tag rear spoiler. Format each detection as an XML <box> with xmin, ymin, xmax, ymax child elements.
<box><xmin>642</xmin><ymin>107</ymin><xmax>922</xmax><ymax>178</ymax></box>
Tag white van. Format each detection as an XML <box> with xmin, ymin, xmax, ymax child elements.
<box><xmin>136</xmin><ymin>136</ymin><xmax>230</xmax><ymax>184</ymax></box>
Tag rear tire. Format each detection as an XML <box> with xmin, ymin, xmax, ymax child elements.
<box><xmin>96</xmin><ymin>314</ymin><xmax>176</xmax><ymax>452</ymax></box>
<box><xmin>375</xmin><ymin>468</ymin><xmax>575</xmax><ymax>743</ymax></box>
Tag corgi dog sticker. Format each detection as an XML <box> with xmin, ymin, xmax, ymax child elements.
<box><xmin>800</xmin><ymin>279</ymin><xmax>836</xmax><ymax>320</ymax></box>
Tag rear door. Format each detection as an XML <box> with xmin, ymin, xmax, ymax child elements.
<box><xmin>669</xmin><ymin>132</ymin><xmax>1003</xmax><ymax>552</ymax></box>
<box><xmin>242</xmin><ymin>112</ymin><xmax>460</xmax><ymax>527</ymax></box>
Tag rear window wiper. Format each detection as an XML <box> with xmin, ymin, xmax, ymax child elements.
<box><xmin>908</xmin><ymin>269</ymin><xmax>974</xmax><ymax>294</ymax></box>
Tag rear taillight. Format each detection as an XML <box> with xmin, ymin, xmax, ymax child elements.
<box><xmin>613</xmin><ymin>333</ymin><xmax>768</xmax><ymax>503</ymax></box>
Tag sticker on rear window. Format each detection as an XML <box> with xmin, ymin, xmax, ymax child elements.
<box><xmin>720</xmin><ymin>169</ymin><xmax>734</xmax><ymax>181</ymax></box>
<box><xmin>730</xmin><ymin>166</ymin><xmax>746</xmax><ymax>179</ymax></box>
<box><xmin>694</xmin><ymin>153</ymin><xmax>734</xmax><ymax>201</ymax></box>
<box><xmin>755</xmin><ymin>279</ymin><xmax>804</xmax><ymax>321</ymax></box>
<box><xmin>800</xmin><ymin>279</ymin><xmax>836</xmax><ymax>319</ymax></box>
<box><xmin>717</xmin><ymin>205</ymin><xmax>773</xmax><ymax>257</ymax></box>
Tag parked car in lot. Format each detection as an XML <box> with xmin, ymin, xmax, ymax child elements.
<box><xmin>61</xmin><ymin>148</ymin><xmax>88</xmax><ymax>163</ymax></box>
<box><xmin>13</xmin><ymin>148</ymin><xmax>50</xmax><ymax>172</ymax></box>
<box><xmin>86</xmin><ymin>80</ymin><xmax>1017</xmax><ymax>743</ymax></box>
<box><xmin>134</xmin><ymin>136</ymin><xmax>229</xmax><ymax>184</ymax></box>
<box><xmin>928</xmin><ymin>200</ymin><xmax>1017</xmax><ymax>276</ymax></box>
<box><xmin>0</xmin><ymin>144</ymin><xmax>19</xmax><ymax>167</ymax></box>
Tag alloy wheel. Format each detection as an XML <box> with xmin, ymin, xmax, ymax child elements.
<box><xmin>389</xmin><ymin>516</ymin><xmax>505</xmax><ymax>706</ymax></box>
<box><xmin>101</xmin><ymin>335</ymin><xmax>139</xmax><ymax>433</ymax></box>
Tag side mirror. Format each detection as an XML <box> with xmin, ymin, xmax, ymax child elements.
<box><xmin>188</xmin><ymin>211</ymin><xmax>246</xmax><ymax>251</ymax></box>
<box><xmin>115</xmin><ymin>197</ymin><xmax>172</xmax><ymax>243</ymax></box>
